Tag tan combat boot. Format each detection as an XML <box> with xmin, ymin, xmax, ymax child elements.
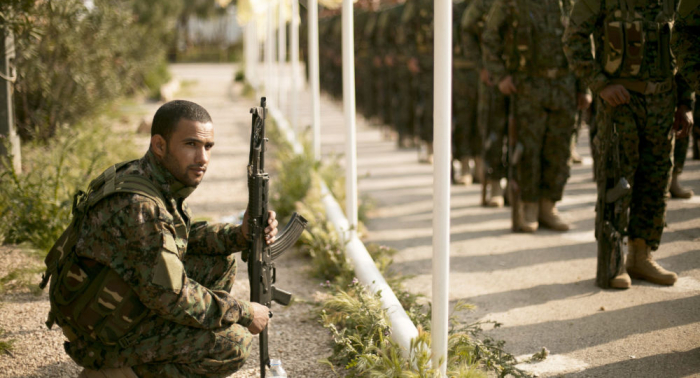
<box><xmin>487</xmin><ymin>179</ymin><xmax>504</xmax><ymax>207</ymax></box>
<box><xmin>519</xmin><ymin>202</ymin><xmax>539</xmax><ymax>232</ymax></box>
<box><xmin>456</xmin><ymin>157</ymin><xmax>473</xmax><ymax>185</ymax></box>
<box><xmin>538</xmin><ymin>199</ymin><xmax>570</xmax><ymax>231</ymax></box>
<box><xmin>609</xmin><ymin>257</ymin><xmax>631</xmax><ymax>289</ymax></box>
<box><xmin>78</xmin><ymin>367</ymin><xmax>139</xmax><ymax>378</ymax></box>
<box><xmin>670</xmin><ymin>172</ymin><xmax>694</xmax><ymax>199</ymax></box>
<box><xmin>626</xmin><ymin>239</ymin><xmax>677</xmax><ymax>285</ymax></box>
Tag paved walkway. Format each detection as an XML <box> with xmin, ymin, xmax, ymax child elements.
<box><xmin>281</xmin><ymin>69</ymin><xmax>700</xmax><ymax>376</ymax></box>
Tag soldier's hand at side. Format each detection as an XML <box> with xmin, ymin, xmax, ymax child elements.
<box><xmin>673</xmin><ymin>104</ymin><xmax>694</xmax><ymax>138</ymax></box>
<box><xmin>498</xmin><ymin>75</ymin><xmax>517</xmax><ymax>95</ymax></box>
<box><xmin>265</xmin><ymin>210</ymin><xmax>278</xmax><ymax>244</ymax></box>
<box><xmin>247</xmin><ymin>302</ymin><xmax>271</xmax><ymax>335</ymax></box>
<box><xmin>577</xmin><ymin>93</ymin><xmax>593</xmax><ymax>110</ymax></box>
<box><xmin>480</xmin><ymin>68</ymin><xmax>493</xmax><ymax>86</ymax></box>
<box><xmin>599</xmin><ymin>84</ymin><xmax>630</xmax><ymax>107</ymax></box>
<box><xmin>408</xmin><ymin>58</ymin><xmax>420</xmax><ymax>74</ymax></box>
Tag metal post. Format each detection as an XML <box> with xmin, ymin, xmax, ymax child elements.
<box><xmin>432</xmin><ymin>0</ymin><xmax>452</xmax><ymax>375</ymax></box>
<box><xmin>278</xmin><ymin>0</ymin><xmax>286</xmax><ymax>112</ymax></box>
<box><xmin>342</xmin><ymin>0</ymin><xmax>358</xmax><ymax>239</ymax></box>
<box><xmin>0</xmin><ymin>27</ymin><xmax>20</xmax><ymax>173</ymax></box>
<box><xmin>266</xmin><ymin>4</ymin><xmax>274</xmax><ymax>105</ymax></box>
<box><xmin>290</xmin><ymin>0</ymin><xmax>300</xmax><ymax>135</ymax></box>
<box><xmin>308</xmin><ymin>0</ymin><xmax>321</xmax><ymax>161</ymax></box>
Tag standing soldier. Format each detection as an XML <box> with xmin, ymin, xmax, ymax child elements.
<box><xmin>482</xmin><ymin>0</ymin><xmax>586</xmax><ymax>232</ymax></box>
<box><xmin>461</xmin><ymin>0</ymin><xmax>508</xmax><ymax>205</ymax></box>
<box><xmin>452</xmin><ymin>0</ymin><xmax>483</xmax><ymax>186</ymax></box>
<box><xmin>401</xmin><ymin>0</ymin><xmax>435</xmax><ymax>163</ymax></box>
<box><xmin>563</xmin><ymin>0</ymin><xmax>694</xmax><ymax>288</ymax></box>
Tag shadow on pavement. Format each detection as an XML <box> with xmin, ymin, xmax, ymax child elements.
<box><xmin>567</xmin><ymin>347</ymin><xmax>700</xmax><ymax>378</ymax></box>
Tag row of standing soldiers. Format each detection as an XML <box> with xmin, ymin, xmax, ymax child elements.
<box><xmin>308</xmin><ymin>0</ymin><xmax>699</xmax><ymax>290</ymax></box>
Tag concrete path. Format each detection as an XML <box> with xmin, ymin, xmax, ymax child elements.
<box><xmin>283</xmin><ymin>72</ymin><xmax>700</xmax><ymax>377</ymax></box>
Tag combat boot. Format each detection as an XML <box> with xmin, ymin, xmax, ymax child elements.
<box><xmin>473</xmin><ymin>156</ymin><xmax>484</xmax><ymax>184</ymax></box>
<box><xmin>626</xmin><ymin>239</ymin><xmax>677</xmax><ymax>285</ymax></box>
<box><xmin>669</xmin><ymin>172</ymin><xmax>694</xmax><ymax>199</ymax></box>
<box><xmin>538</xmin><ymin>199</ymin><xmax>570</xmax><ymax>231</ymax></box>
<box><xmin>487</xmin><ymin>179</ymin><xmax>504</xmax><ymax>207</ymax></box>
<box><xmin>609</xmin><ymin>257</ymin><xmax>631</xmax><ymax>289</ymax></box>
<box><xmin>455</xmin><ymin>157</ymin><xmax>473</xmax><ymax>185</ymax></box>
<box><xmin>78</xmin><ymin>367</ymin><xmax>138</xmax><ymax>378</ymax></box>
<box><xmin>520</xmin><ymin>202</ymin><xmax>539</xmax><ymax>232</ymax></box>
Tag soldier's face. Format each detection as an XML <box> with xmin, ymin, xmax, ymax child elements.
<box><xmin>160</xmin><ymin>118</ymin><xmax>215</xmax><ymax>187</ymax></box>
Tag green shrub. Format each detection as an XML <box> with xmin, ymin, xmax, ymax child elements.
<box><xmin>0</xmin><ymin>116</ymin><xmax>139</xmax><ymax>253</ymax></box>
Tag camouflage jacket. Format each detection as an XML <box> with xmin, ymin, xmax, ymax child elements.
<box><xmin>563</xmin><ymin>0</ymin><xmax>693</xmax><ymax>106</ymax></box>
<box><xmin>482</xmin><ymin>0</ymin><xmax>577</xmax><ymax>85</ymax></box>
<box><xmin>73</xmin><ymin>151</ymin><xmax>253</xmax><ymax>331</ymax></box>
<box><xmin>460</xmin><ymin>0</ymin><xmax>496</xmax><ymax>68</ymax></box>
<box><xmin>672</xmin><ymin>0</ymin><xmax>700</xmax><ymax>93</ymax></box>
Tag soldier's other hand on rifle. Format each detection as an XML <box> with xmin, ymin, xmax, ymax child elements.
<box><xmin>673</xmin><ymin>104</ymin><xmax>694</xmax><ymax>138</ymax></box>
<box><xmin>247</xmin><ymin>302</ymin><xmax>271</xmax><ymax>335</ymax></box>
<box><xmin>577</xmin><ymin>92</ymin><xmax>593</xmax><ymax>110</ymax></box>
<box><xmin>599</xmin><ymin>84</ymin><xmax>630</xmax><ymax>107</ymax></box>
<box><xmin>498</xmin><ymin>75</ymin><xmax>517</xmax><ymax>95</ymax></box>
<box><xmin>241</xmin><ymin>210</ymin><xmax>279</xmax><ymax>244</ymax></box>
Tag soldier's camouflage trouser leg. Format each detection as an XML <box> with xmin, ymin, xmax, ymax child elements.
<box><xmin>594</xmin><ymin>90</ymin><xmax>675</xmax><ymax>250</ymax></box>
<box><xmin>478</xmin><ymin>80</ymin><xmax>509</xmax><ymax>181</ymax></box>
<box><xmin>418</xmin><ymin>66</ymin><xmax>434</xmax><ymax>143</ymax></box>
<box><xmin>396</xmin><ymin>69</ymin><xmax>416</xmax><ymax>144</ymax></box>
<box><xmin>515</xmin><ymin>77</ymin><xmax>576</xmax><ymax>202</ymax></box>
<box><xmin>130</xmin><ymin>253</ymin><xmax>253</xmax><ymax>378</ymax></box>
<box><xmin>673</xmin><ymin>134</ymin><xmax>690</xmax><ymax>174</ymax></box>
<box><xmin>452</xmin><ymin>69</ymin><xmax>480</xmax><ymax>160</ymax></box>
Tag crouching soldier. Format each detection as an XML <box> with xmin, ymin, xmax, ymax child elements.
<box><xmin>40</xmin><ymin>100</ymin><xmax>278</xmax><ymax>376</ymax></box>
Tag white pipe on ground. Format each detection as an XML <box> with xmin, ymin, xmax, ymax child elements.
<box><xmin>308</xmin><ymin>0</ymin><xmax>321</xmax><ymax>161</ymax></box>
<box><xmin>342</xmin><ymin>0</ymin><xmax>358</xmax><ymax>240</ymax></box>
<box><xmin>432</xmin><ymin>0</ymin><xmax>452</xmax><ymax>375</ymax></box>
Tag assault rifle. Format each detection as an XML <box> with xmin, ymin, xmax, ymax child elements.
<box><xmin>594</xmin><ymin>114</ymin><xmax>631</xmax><ymax>289</ymax></box>
<box><xmin>507</xmin><ymin>95</ymin><xmax>523</xmax><ymax>231</ymax></box>
<box><xmin>246</xmin><ymin>97</ymin><xmax>308</xmax><ymax>377</ymax></box>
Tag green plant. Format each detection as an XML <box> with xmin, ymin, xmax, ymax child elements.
<box><xmin>0</xmin><ymin>327</ymin><xmax>15</xmax><ymax>356</ymax></box>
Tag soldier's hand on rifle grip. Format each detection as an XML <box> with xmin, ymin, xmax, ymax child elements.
<box><xmin>241</xmin><ymin>210</ymin><xmax>279</xmax><ymax>244</ymax></box>
<box><xmin>247</xmin><ymin>302</ymin><xmax>271</xmax><ymax>335</ymax></box>
<box><xmin>599</xmin><ymin>84</ymin><xmax>630</xmax><ymax>107</ymax></box>
<box><xmin>265</xmin><ymin>210</ymin><xmax>279</xmax><ymax>245</ymax></box>
<box><xmin>498</xmin><ymin>75</ymin><xmax>517</xmax><ymax>95</ymax></box>
<box><xmin>673</xmin><ymin>104</ymin><xmax>693</xmax><ymax>139</ymax></box>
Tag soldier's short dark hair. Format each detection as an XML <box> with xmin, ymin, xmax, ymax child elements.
<box><xmin>151</xmin><ymin>100</ymin><xmax>212</xmax><ymax>142</ymax></box>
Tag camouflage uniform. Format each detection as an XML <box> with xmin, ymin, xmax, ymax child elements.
<box><xmin>394</xmin><ymin>3</ymin><xmax>419</xmax><ymax>147</ymax></box>
<box><xmin>672</xmin><ymin>0</ymin><xmax>700</xmax><ymax>93</ymax></box>
<box><xmin>58</xmin><ymin>152</ymin><xmax>254</xmax><ymax>377</ymax></box>
<box><xmin>563</xmin><ymin>0</ymin><xmax>693</xmax><ymax>250</ymax></box>
<box><xmin>461</xmin><ymin>0</ymin><xmax>509</xmax><ymax>182</ymax></box>
<box><xmin>482</xmin><ymin>0</ymin><xmax>579</xmax><ymax>203</ymax></box>
<box><xmin>453</xmin><ymin>0</ymin><xmax>483</xmax><ymax>163</ymax></box>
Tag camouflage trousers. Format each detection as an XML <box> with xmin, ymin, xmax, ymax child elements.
<box><xmin>478</xmin><ymin>80</ymin><xmax>509</xmax><ymax>180</ymax></box>
<box><xmin>416</xmin><ymin>64</ymin><xmax>434</xmax><ymax>143</ymax></box>
<box><xmin>514</xmin><ymin>75</ymin><xmax>577</xmax><ymax>202</ymax></box>
<box><xmin>66</xmin><ymin>253</ymin><xmax>252</xmax><ymax>378</ymax></box>
<box><xmin>594</xmin><ymin>89</ymin><xmax>675</xmax><ymax>251</ymax></box>
<box><xmin>452</xmin><ymin>69</ymin><xmax>482</xmax><ymax>160</ymax></box>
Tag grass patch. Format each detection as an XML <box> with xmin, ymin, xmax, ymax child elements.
<box><xmin>264</xmin><ymin>102</ymin><xmax>534</xmax><ymax>377</ymax></box>
<box><xmin>0</xmin><ymin>327</ymin><xmax>15</xmax><ymax>356</ymax></box>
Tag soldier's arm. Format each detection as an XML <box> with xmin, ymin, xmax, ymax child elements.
<box><xmin>480</xmin><ymin>0</ymin><xmax>511</xmax><ymax>84</ymax></box>
<box><xmin>460</xmin><ymin>0</ymin><xmax>486</xmax><ymax>65</ymax></box>
<box><xmin>187</xmin><ymin>221</ymin><xmax>248</xmax><ymax>255</ymax></box>
<box><xmin>563</xmin><ymin>0</ymin><xmax>608</xmax><ymax>94</ymax></box>
<box><xmin>99</xmin><ymin>196</ymin><xmax>254</xmax><ymax>330</ymax></box>
<box><xmin>672</xmin><ymin>0</ymin><xmax>700</xmax><ymax>93</ymax></box>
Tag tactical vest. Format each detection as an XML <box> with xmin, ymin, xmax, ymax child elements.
<box><xmin>41</xmin><ymin>160</ymin><xmax>167</xmax><ymax>348</ymax></box>
<box><xmin>601</xmin><ymin>0</ymin><xmax>675</xmax><ymax>78</ymax></box>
